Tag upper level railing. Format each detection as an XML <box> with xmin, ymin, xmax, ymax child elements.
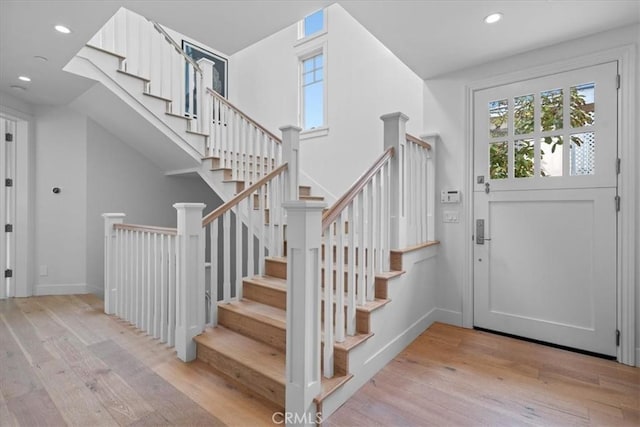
<box><xmin>87</xmin><ymin>7</ymin><xmax>282</xmax><ymax>183</ymax></box>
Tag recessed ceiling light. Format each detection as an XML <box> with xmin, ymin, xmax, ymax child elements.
<box><xmin>484</xmin><ymin>13</ymin><xmax>503</xmax><ymax>24</ymax></box>
<box><xmin>18</xmin><ymin>76</ymin><xmax>31</xmax><ymax>82</ymax></box>
<box><xmin>34</xmin><ymin>55</ymin><xmax>49</xmax><ymax>62</ymax></box>
<box><xmin>55</xmin><ymin>25</ymin><xmax>72</xmax><ymax>34</ymax></box>
<box><xmin>10</xmin><ymin>85</ymin><xmax>27</xmax><ymax>91</ymax></box>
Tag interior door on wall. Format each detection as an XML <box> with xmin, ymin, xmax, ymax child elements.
<box><xmin>0</xmin><ymin>117</ymin><xmax>17</xmax><ymax>299</ymax></box>
<box><xmin>472</xmin><ymin>61</ymin><xmax>618</xmax><ymax>356</ymax></box>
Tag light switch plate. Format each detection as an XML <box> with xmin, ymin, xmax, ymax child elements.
<box><xmin>443</xmin><ymin>211</ymin><xmax>459</xmax><ymax>223</ymax></box>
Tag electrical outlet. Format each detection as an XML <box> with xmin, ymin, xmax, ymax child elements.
<box><xmin>443</xmin><ymin>211</ymin><xmax>459</xmax><ymax>223</ymax></box>
<box><xmin>39</xmin><ymin>265</ymin><xmax>48</xmax><ymax>276</ymax></box>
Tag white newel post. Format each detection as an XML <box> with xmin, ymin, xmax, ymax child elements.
<box><xmin>281</xmin><ymin>125</ymin><xmax>301</xmax><ymax>201</ymax></box>
<box><xmin>421</xmin><ymin>133</ymin><xmax>439</xmax><ymax>242</ymax></box>
<box><xmin>174</xmin><ymin>203</ymin><xmax>207</xmax><ymax>362</ymax></box>
<box><xmin>283</xmin><ymin>200</ymin><xmax>326</xmax><ymax>426</ymax></box>
<box><xmin>102</xmin><ymin>213</ymin><xmax>126</xmax><ymax>315</ymax></box>
<box><xmin>197</xmin><ymin>58</ymin><xmax>215</xmax><ymax>143</ymax></box>
<box><xmin>381</xmin><ymin>112</ymin><xmax>409</xmax><ymax>249</ymax></box>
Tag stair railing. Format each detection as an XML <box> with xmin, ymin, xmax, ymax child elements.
<box><xmin>103</xmin><ymin>203</ymin><xmax>207</xmax><ymax>362</ymax></box>
<box><xmin>202</xmin><ymin>124</ymin><xmax>300</xmax><ymax>326</ymax></box>
<box><xmin>317</xmin><ymin>113</ymin><xmax>436</xmax><ymax>379</ymax></box>
<box><xmin>87</xmin><ymin>7</ymin><xmax>284</xmax><ymax>180</ymax></box>
<box><xmin>204</xmin><ymin>88</ymin><xmax>283</xmax><ymax>184</ymax></box>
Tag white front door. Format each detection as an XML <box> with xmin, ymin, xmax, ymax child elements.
<box><xmin>473</xmin><ymin>61</ymin><xmax>619</xmax><ymax>356</ymax></box>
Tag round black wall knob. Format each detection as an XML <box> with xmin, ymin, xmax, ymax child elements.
<box><xmin>52</xmin><ymin>187</ymin><xmax>61</xmax><ymax>194</ymax></box>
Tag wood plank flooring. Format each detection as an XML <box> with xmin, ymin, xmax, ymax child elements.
<box><xmin>1</xmin><ymin>296</ymin><xmax>638</xmax><ymax>426</ymax></box>
<box><xmin>328</xmin><ymin>322</ymin><xmax>639</xmax><ymax>426</ymax></box>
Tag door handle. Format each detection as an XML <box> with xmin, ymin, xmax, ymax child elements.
<box><xmin>476</xmin><ymin>219</ymin><xmax>491</xmax><ymax>244</ymax></box>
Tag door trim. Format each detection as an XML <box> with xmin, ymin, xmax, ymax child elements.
<box><xmin>463</xmin><ymin>45</ymin><xmax>636</xmax><ymax>366</ymax></box>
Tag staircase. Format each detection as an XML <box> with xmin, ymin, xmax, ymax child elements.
<box><xmin>86</xmin><ymin>7</ymin><xmax>440</xmax><ymax>424</ymax></box>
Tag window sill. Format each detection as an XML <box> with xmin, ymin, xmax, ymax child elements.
<box><xmin>300</xmin><ymin>126</ymin><xmax>329</xmax><ymax>140</ymax></box>
<box><xmin>294</xmin><ymin>30</ymin><xmax>327</xmax><ymax>48</ymax></box>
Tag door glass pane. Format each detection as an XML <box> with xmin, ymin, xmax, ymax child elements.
<box><xmin>514</xmin><ymin>139</ymin><xmax>534</xmax><ymax>178</ymax></box>
<box><xmin>489</xmin><ymin>141</ymin><xmax>508</xmax><ymax>179</ymax></box>
<box><xmin>489</xmin><ymin>99</ymin><xmax>508</xmax><ymax>138</ymax></box>
<box><xmin>541</xmin><ymin>88</ymin><xmax>563</xmax><ymax>131</ymax></box>
<box><xmin>540</xmin><ymin>136</ymin><xmax>563</xmax><ymax>177</ymax></box>
<box><xmin>571</xmin><ymin>83</ymin><xmax>595</xmax><ymax>128</ymax></box>
<box><xmin>570</xmin><ymin>132</ymin><xmax>595</xmax><ymax>176</ymax></box>
<box><xmin>514</xmin><ymin>94</ymin><xmax>534</xmax><ymax>135</ymax></box>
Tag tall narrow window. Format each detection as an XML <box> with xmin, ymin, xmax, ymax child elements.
<box><xmin>302</xmin><ymin>53</ymin><xmax>324</xmax><ymax>130</ymax></box>
<box><xmin>303</xmin><ymin>10</ymin><xmax>324</xmax><ymax>38</ymax></box>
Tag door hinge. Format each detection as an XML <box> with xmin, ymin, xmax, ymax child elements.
<box><xmin>616</xmin><ymin>157</ymin><xmax>621</xmax><ymax>174</ymax></box>
<box><xmin>4</xmin><ymin>224</ymin><xmax>12</xmax><ymax>233</ymax></box>
<box><xmin>616</xmin><ymin>74</ymin><xmax>621</xmax><ymax>89</ymax></box>
<box><xmin>5</xmin><ymin>133</ymin><xmax>13</xmax><ymax>142</ymax></box>
<box><xmin>5</xmin><ymin>178</ymin><xmax>12</xmax><ymax>187</ymax></box>
<box><xmin>615</xmin><ymin>195</ymin><xmax>621</xmax><ymax>212</ymax></box>
<box><xmin>4</xmin><ymin>269</ymin><xmax>12</xmax><ymax>278</ymax></box>
<box><xmin>616</xmin><ymin>329</ymin><xmax>621</xmax><ymax>346</ymax></box>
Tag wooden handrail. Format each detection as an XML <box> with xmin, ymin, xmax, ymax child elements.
<box><xmin>202</xmin><ymin>163</ymin><xmax>288</xmax><ymax>227</ymax></box>
<box><xmin>149</xmin><ymin>21</ymin><xmax>202</xmax><ymax>73</ymax></box>
<box><xmin>406</xmin><ymin>133</ymin><xmax>431</xmax><ymax>150</ymax></box>
<box><xmin>322</xmin><ymin>147</ymin><xmax>395</xmax><ymax>229</ymax></box>
<box><xmin>114</xmin><ymin>223</ymin><xmax>178</xmax><ymax>235</ymax></box>
<box><xmin>206</xmin><ymin>88</ymin><xmax>282</xmax><ymax>144</ymax></box>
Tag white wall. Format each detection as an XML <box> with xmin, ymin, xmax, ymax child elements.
<box><xmin>86</xmin><ymin>118</ymin><xmax>222</xmax><ymax>295</ymax></box>
<box><xmin>231</xmin><ymin>4</ymin><xmax>424</xmax><ymax>200</ymax></box>
<box><xmin>34</xmin><ymin>106</ymin><xmax>88</xmax><ymax>295</ymax></box>
<box><xmin>423</xmin><ymin>24</ymin><xmax>639</xmax><ymax>361</ymax></box>
<box><xmin>24</xmin><ymin>105</ymin><xmax>223</xmax><ymax>297</ymax></box>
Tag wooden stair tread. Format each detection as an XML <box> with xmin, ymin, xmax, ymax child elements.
<box><xmin>328</xmin><ymin>332</ymin><xmax>374</xmax><ymax>353</ymax></box>
<box><xmin>300</xmin><ymin>195</ymin><xmax>324</xmax><ymax>201</ymax></box>
<box><xmin>166</xmin><ymin>111</ymin><xmax>189</xmax><ymax>121</ymax></box>
<box><xmin>116</xmin><ymin>69</ymin><xmax>150</xmax><ymax>82</ymax></box>
<box><xmin>322</xmin><ymin>291</ymin><xmax>390</xmax><ymax>313</ymax></box>
<box><xmin>244</xmin><ymin>275</ymin><xmax>287</xmax><ymax>290</ymax></box>
<box><xmin>195</xmin><ymin>326</ymin><xmax>285</xmax><ymax>385</ymax></box>
<box><xmin>142</xmin><ymin>91</ymin><xmax>172</xmax><ymax>103</ymax></box>
<box><xmin>186</xmin><ymin>129</ymin><xmax>209</xmax><ymax>137</ymax></box>
<box><xmin>220</xmin><ymin>299</ymin><xmax>286</xmax><ymax>328</ymax></box>
<box><xmin>316</xmin><ymin>374</ymin><xmax>354</xmax><ymax>404</ymax></box>
<box><xmin>390</xmin><ymin>240</ymin><xmax>440</xmax><ymax>255</ymax></box>
<box><xmin>84</xmin><ymin>43</ymin><xmax>126</xmax><ymax>59</ymax></box>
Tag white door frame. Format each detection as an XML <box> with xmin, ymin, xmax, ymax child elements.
<box><xmin>0</xmin><ymin>105</ymin><xmax>34</xmax><ymax>298</ymax></box>
<box><xmin>463</xmin><ymin>46</ymin><xmax>637</xmax><ymax>366</ymax></box>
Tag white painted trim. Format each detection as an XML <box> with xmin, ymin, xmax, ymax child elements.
<box><xmin>463</xmin><ymin>45</ymin><xmax>637</xmax><ymax>365</ymax></box>
<box><xmin>434</xmin><ymin>308</ymin><xmax>463</xmax><ymax>326</ymax></box>
<box><xmin>35</xmin><ymin>283</ymin><xmax>89</xmax><ymax>296</ymax></box>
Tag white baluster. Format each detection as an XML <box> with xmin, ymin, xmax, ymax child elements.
<box><xmin>323</xmin><ymin>227</ymin><xmax>334</xmax><ymax>378</ymax></box>
<box><xmin>160</xmin><ymin>233</ymin><xmax>167</xmax><ymax>342</ymax></box>
<box><xmin>223</xmin><ymin>213</ymin><xmax>231</xmax><ymax>302</ymax></box>
<box><xmin>210</xmin><ymin>220</ymin><xmax>219</xmax><ymax>325</ymax></box>
<box><xmin>346</xmin><ymin>203</ymin><xmax>356</xmax><ymax>336</ymax></box>
<box><xmin>153</xmin><ymin>233</ymin><xmax>159</xmax><ymax>338</ymax></box>
<box><xmin>247</xmin><ymin>195</ymin><xmax>254</xmax><ymax>278</ymax></box>
<box><xmin>335</xmin><ymin>212</ymin><xmax>345</xmax><ymax>343</ymax></box>
<box><xmin>366</xmin><ymin>181</ymin><xmax>375</xmax><ymax>302</ymax></box>
<box><xmin>168</xmin><ymin>234</ymin><xmax>176</xmax><ymax>347</ymax></box>
<box><xmin>258</xmin><ymin>186</ymin><xmax>265</xmax><ymax>276</ymax></box>
<box><xmin>235</xmin><ymin>207</ymin><xmax>242</xmax><ymax>300</ymax></box>
<box><xmin>356</xmin><ymin>192</ymin><xmax>366</xmax><ymax>306</ymax></box>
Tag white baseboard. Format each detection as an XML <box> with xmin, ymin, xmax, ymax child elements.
<box><xmin>433</xmin><ymin>308</ymin><xmax>463</xmax><ymax>327</ymax></box>
<box><xmin>35</xmin><ymin>283</ymin><xmax>89</xmax><ymax>296</ymax></box>
<box><xmin>636</xmin><ymin>348</ymin><xmax>640</xmax><ymax>367</ymax></box>
<box><xmin>87</xmin><ymin>285</ymin><xmax>105</xmax><ymax>298</ymax></box>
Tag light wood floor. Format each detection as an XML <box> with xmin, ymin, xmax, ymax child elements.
<box><xmin>329</xmin><ymin>322</ymin><xmax>640</xmax><ymax>426</ymax></box>
<box><xmin>1</xmin><ymin>295</ymin><xmax>638</xmax><ymax>426</ymax></box>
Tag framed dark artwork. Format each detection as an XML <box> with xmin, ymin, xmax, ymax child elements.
<box><xmin>182</xmin><ymin>40</ymin><xmax>228</xmax><ymax>115</ymax></box>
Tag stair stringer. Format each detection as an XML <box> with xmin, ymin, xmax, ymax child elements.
<box><xmin>65</xmin><ymin>46</ymin><xmax>203</xmax><ymax>172</ymax></box>
<box><xmin>318</xmin><ymin>243</ymin><xmax>440</xmax><ymax>420</ymax></box>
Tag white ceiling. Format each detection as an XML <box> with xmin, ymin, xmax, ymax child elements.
<box><xmin>1</xmin><ymin>0</ymin><xmax>638</xmax><ymax>107</ymax></box>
